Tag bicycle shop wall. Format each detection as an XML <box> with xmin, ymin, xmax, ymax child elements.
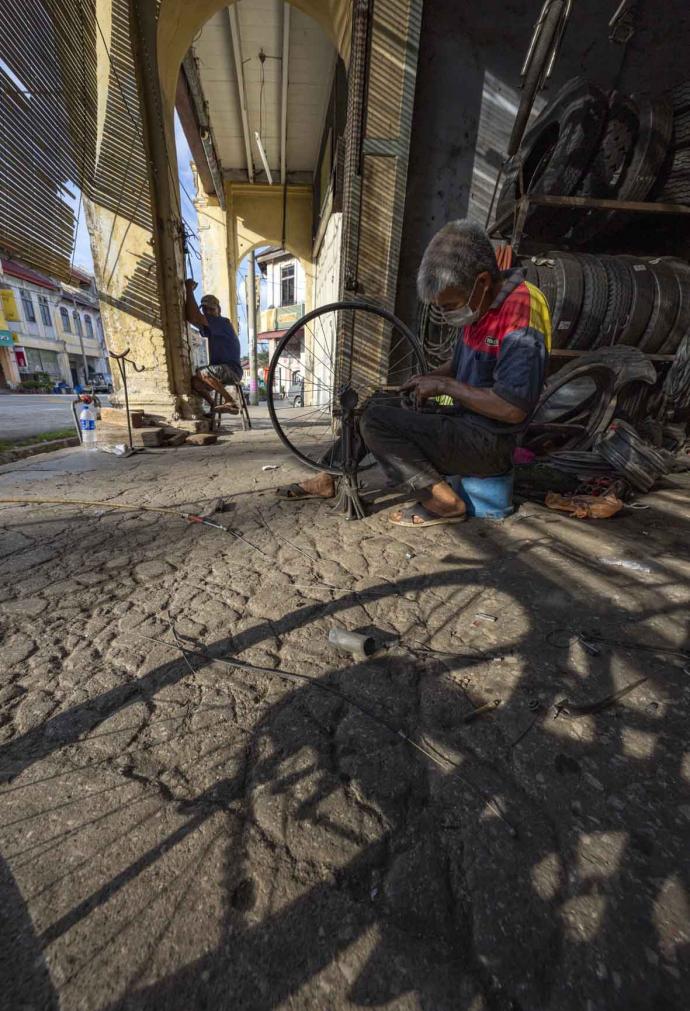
<box><xmin>395</xmin><ymin>0</ymin><xmax>690</xmax><ymax>328</ymax></box>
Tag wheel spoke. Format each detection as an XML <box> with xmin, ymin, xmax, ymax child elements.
<box><xmin>268</xmin><ymin>301</ymin><xmax>425</xmax><ymax>476</ymax></box>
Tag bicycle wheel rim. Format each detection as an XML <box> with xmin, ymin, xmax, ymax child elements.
<box><xmin>267</xmin><ymin>300</ymin><xmax>426</xmax><ymax>475</ymax></box>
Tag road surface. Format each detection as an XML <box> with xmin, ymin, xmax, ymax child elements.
<box><xmin>0</xmin><ymin>394</ymin><xmax>109</xmax><ymax>442</ymax></box>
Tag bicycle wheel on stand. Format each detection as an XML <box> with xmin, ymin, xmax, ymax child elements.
<box><xmin>267</xmin><ymin>300</ymin><xmax>426</xmax><ymax>518</ymax></box>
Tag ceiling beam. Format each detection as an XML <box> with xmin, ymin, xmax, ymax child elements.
<box><xmin>175</xmin><ymin>70</ymin><xmax>216</xmax><ymax>199</ymax></box>
<box><xmin>280</xmin><ymin>2</ymin><xmax>290</xmax><ymax>185</ymax></box>
<box><xmin>180</xmin><ymin>54</ymin><xmax>226</xmax><ymax>209</ymax></box>
<box><xmin>226</xmin><ymin>4</ymin><xmax>255</xmax><ymax>184</ymax></box>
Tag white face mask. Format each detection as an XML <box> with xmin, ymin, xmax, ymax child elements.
<box><xmin>433</xmin><ymin>275</ymin><xmax>484</xmax><ymax>328</ymax></box>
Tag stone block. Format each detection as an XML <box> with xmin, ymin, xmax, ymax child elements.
<box><xmin>100</xmin><ymin>407</ymin><xmax>145</xmax><ymax>428</ymax></box>
<box><xmin>139</xmin><ymin>428</ymin><xmax>165</xmax><ymax>447</ymax></box>
<box><xmin>163</xmin><ymin>432</ymin><xmax>188</xmax><ymax>447</ymax></box>
<box><xmin>186</xmin><ymin>433</ymin><xmax>218</xmax><ymax>446</ymax></box>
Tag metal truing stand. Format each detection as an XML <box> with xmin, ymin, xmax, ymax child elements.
<box><xmin>109</xmin><ymin>348</ymin><xmax>146</xmax><ymax>452</ymax></box>
<box><xmin>331</xmin><ymin>385</ymin><xmax>368</xmax><ymax>521</ymax></box>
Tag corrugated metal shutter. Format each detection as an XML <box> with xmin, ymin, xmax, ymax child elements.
<box><xmin>88</xmin><ymin>0</ymin><xmax>160</xmax><ymax>327</ymax></box>
<box><xmin>0</xmin><ymin>0</ymin><xmax>97</xmax><ymax>282</ymax></box>
<box><xmin>0</xmin><ymin>0</ymin><xmax>160</xmax><ymax>327</ymax></box>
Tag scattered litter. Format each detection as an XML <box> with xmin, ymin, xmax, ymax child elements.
<box><xmin>474</xmin><ymin>611</ymin><xmax>498</xmax><ymax>623</ymax></box>
<box><xmin>463</xmin><ymin>699</ymin><xmax>501</xmax><ymax>723</ymax></box>
<box><xmin>262</xmin><ymin>464</ymin><xmax>280</xmax><ymax>471</ymax></box>
<box><xmin>99</xmin><ymin>444</ymin><xmax>132</xmax><ymax>457</ymax></box>
<box><xmin>555</xmin><ymin>676</ymin><xmax>648</xmax><ymax>718</ymax></box>
<box><xmin>545</xmin><ymin>491</ymin><xmax>624</xmax><ymax>519</ymax></box>
<box><xmin>404</xmin><ymin>551</ymin><xmax>415</xmax><ymax>560</ymax></box>
<box><xmin>599</xmin><ymin>557</ymin><xmax>653</xmax><ymax>573</ymax></box>
<box><xmin>328</xmin><ymin>626</ymin><xmax>377</xmax><ymax>659</ymax></box>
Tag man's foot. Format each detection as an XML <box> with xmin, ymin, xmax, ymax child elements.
<box><xmin>216</xmin><ymin>402</ymin><xmax>240</xmax><ymax>415</ymax></box>
<box><xmin>389</xmin><ymin>479</ymin><xmax>466</xmax><ymax>526</ymax></box>
<box><xmin>389</xmin><ymin>502</ymin><xmax>466</xmax><ymax>527</ymax></box>
<box><xmin>277</xmin><ymin>473</ymin><xmax>336</xmax><ymax>500</ymax></box>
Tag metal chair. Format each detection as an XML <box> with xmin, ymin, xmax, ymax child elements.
<box><xmin>210</xmin><ymin>382</ymin><xmax>251</xmax><ymax>432</ymax></box>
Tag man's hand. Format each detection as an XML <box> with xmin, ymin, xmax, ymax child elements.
<box><xmin>184</xmin><ymin>277</ymin><xmax>198</xmax><ymax>291</ymax></box>
<box><xmin>402</xmin><ymin>373</ymin><xmax>449</xmax><ymax>408</ymax></box>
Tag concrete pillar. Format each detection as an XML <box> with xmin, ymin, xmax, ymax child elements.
<box><xmin>193</xmin><ymin>175</ymin><xmax>232</xmax><ymax>324</ymax></box>
<box><xmin>85</xmin><ymin>197</ymin><xmax>185</xmax><ymax>416</ymax></box>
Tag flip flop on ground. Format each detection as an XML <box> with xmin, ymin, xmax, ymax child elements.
<box><xmin>389</xmin><ymin>503</ymin><xmax>466</xmax><ymax>527</ymax></box>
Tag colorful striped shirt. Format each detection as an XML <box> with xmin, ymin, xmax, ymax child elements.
<box><xmin>449</xmin><ymin>268</ymin><xmax>551</xmax><ymax>431</ymax></box>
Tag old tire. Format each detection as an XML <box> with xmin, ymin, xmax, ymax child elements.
<box><xmin>669</xmin><ymin>81</ymin><xmax>690</xmax><ymax>115</ymax></box>
<box><xmin>657</xmin><ymin>259</ymin><xmax>690</xmax><ymax>355</ymax></box>
<box><xmin>536</xmin><ymin>262</ymin><xmax>557</xmax><ymax>317</ymax></box>
<box><xmin>570</xmin><ymin>92</ymin><xmax>639</xmax><ymax>244</ymax></box>
<box><xmin>495</xmin><ymin>78</ymin><xmax>608</xmax><ymax>236</ymax></box>
<box><xmin>673</xmin><ymin>108</ymin><xmax>690</xmax><ymax>148</ymax></box>
<box><xmin>615</xmin><ymin>97</ymin><xmax>673</xmax><ymax>202</ymax></box>
<box><xmin>595</xmin><ymin>256</ymin><xmax>635</xmax><ymax>348</ymax></box>
<box><xmin>658</xmin><ymin>148</ymin><xmax>690</xmax><ymax>203</ymax></box>
<box><xmin>567</xmin><ymin>254</ymin><xmax>608</xmax><ymax>351</ymax></box>
<box><xmin>639</xmin><ymin>261</ymin><xmax>680</xmax><ymax>353</ymax></box>
<box><xmin>616</xmin><ymin>257</ymin><xmax>656</xmax><ymax>347</ymax></box>
<box><xmin>547</xmin><ymin>252</ymin><xmax>584</xmax><ymax>348</ymax></box>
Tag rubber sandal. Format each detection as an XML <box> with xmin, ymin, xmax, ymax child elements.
<box><xmin>389</xmin><ymin>503</ymin><xmax>467</xmax><ymax>527</ymax></box>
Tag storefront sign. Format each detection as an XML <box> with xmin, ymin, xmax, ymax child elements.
<box><xmin>276</xmin><ymin>303</ymin><xmax>305</xmax><ymax>328</ymax></box>
<box><xmin>0</xmin><ymin>288</ymin><xmax>20</xmax><ymax>322</ymax></box>
<box><xmin>0</xmin><ymin>301</ymin><xmax>11</xmax><ymax>345</ymax></box>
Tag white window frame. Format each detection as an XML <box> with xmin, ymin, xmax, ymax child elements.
<box><xmin>20</xmin><ymin>289</ymin><xmax>36</xmax><ymax>322</ymax></box>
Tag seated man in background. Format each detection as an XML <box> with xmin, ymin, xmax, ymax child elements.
<box><xmin>278</xmin><ymin>220</ymin><xmax>551</xmax><ymax>526</ymax></box>
<box><xmin>184</xmin><ymin>278</ymin><xmax>242</xmax><ymax>415</ymax></box>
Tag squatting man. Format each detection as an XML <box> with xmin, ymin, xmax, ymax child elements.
<box><xmin>277</xmin><ymin>219</ymin><xmax>551</xmax><ymax>526</ymax></box>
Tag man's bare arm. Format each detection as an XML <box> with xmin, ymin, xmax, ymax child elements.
<box><xmin>403</xmin><ymin>374</ymin><xmax>526</xmax><ymax>424</ymax></box>
<box><xmin>184</xmin><ymin>279</ymin><xmax>207</xmax><ymax>329</ymax></box>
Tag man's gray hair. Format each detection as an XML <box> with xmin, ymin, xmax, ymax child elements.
<box><xmin>417</xmin><ymin>220</ymin><xmax>500</xmax><ymax>302</ymax></box>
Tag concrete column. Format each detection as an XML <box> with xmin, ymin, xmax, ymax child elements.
<box><xmin>85</xmin><ymin>197</ymin><xmax>183</xmax><ymax>416</ymax></box>
<box><xmin>193</xmin><ymin>178</ymin><xmax>232</xmax><ymax>323</ymax></box>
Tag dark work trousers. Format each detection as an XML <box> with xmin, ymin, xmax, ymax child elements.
<box><xmin>319</xmin><ymin>395</ymin><xmax>515</xmax><ymax>493</ymax></box>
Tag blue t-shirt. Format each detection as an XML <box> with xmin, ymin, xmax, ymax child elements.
<box><xmin>201</xmin><ymin>315</ymin><xmax>241</xmax><ymax>371</ymax></box>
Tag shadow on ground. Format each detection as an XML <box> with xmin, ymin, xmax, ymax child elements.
<box><xmin>0</xmin><ymin>450</ymin><xmax>689</xmax><ymax>1010</ymax></box>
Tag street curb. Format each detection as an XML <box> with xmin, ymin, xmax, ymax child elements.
<box><xmin>0</xmin><ymin>437</ymin><xmax>80</xmax><ymax>465</ymax></box>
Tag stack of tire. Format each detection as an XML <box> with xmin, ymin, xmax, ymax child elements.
<box><xmin>653</xmin><ymin>83</ymin><xmax>690</xmax><ymax>204</ymax></box>
<box><xmin>523</xmin><ymin>252</ymin><xmax>690</xmax><ymax>355</ymax></box>
<box><xmin>496</xmin><ymin>76</ymin><xmax>690</xmax><ymax>243</ymax></box>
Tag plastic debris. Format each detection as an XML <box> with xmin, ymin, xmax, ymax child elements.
<box><xmin>262</xmin><ymin>464</ymin><xmax>280</xmax><ymax>471</ymax></box>
<box><xmin>463</xmin><ymin>699</ymin><xmax>501</xmax><ymax>723</ymax></box>
<box><xmin>474</xmin><ymin>611</ymin><xmax>498</xmax><ymax>623</ymax></box>
<box><xmin>328</xmin><ymin>626</ymin><xmax>377</xmax><ymax>658</ymax></box>
<box><xmin>599</xmin><ymin>557</ymin><xmax>653</xmax><ymax>573</ymax></box>
<box><xmin>99</xmin><ymin>444</ymin><xmax>131</xmax><ymax>457</ymax></box>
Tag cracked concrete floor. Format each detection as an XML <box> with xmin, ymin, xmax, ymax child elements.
<box><xmin>0</xmin><ymin>426</ymin><xmax>689</xmax><ymax>1010</ymax></box>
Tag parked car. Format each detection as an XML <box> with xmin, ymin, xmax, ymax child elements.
<box><xmin>288</xmin><ymin>378</ymin><xmax>304</xmax><ymax>408</ymax></box>
<box><xmin>88</xmin><ymin>373</ymin><xmax>113</xmax><ymax>394</ymax></box>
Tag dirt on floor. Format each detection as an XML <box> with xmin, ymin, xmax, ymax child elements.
<box><xmin>0</xmin><ymin>418</ymin><xmax>689</xmax><ymax>1011</ymax></box>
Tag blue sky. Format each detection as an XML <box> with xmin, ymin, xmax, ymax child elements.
<box><xmin>72</xmin><ymin>198</ymin><xmax>94</xmax><ymax>273</ymax></box>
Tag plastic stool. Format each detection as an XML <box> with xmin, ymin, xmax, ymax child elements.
<box><xmin>449</xmin><ymin>471</ymin><xmax>514</xmax><ymax>519</ymax></box>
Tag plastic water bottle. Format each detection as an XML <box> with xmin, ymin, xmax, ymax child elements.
<box><xmin>79</xmin><ymin>401</ymin><xmax>97</xmax><ymax>451</ymax></box>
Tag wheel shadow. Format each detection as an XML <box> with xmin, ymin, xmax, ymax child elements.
<box><xmin>1</xmin><ymin>494</ymin><xmax>689</xmax><ymax>1009</ymax></box>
